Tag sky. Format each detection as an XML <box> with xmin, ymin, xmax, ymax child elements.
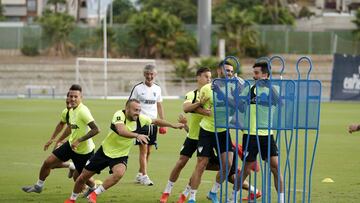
<box><xmin>86</xmin><ymin>0</ymin><xmax>113</xmax><ymax>18</ymax></box>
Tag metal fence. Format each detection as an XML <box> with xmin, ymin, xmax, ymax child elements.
<box><xmin>1</xmin><ymin>24</ymin><xmax>360</xmax><ymax>55</ymax></box>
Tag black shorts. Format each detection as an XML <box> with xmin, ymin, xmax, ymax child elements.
<box><xmin>208</xmin><ymin>148</ymin><xmax>237</xmax><ymax>177</ymax></box>
<box><xmin>242</xmin><ymin>134</ymin><xmax>278</xmax><ymax>162</ymax></box>
<box><xmin>52</xmin><ymin>141</ymin><xmax>94</xmax><ymax>173</ymax></box>
<box><xmin>180</xmin><ymin>137</ymin><xmax>198</xmax><ymax>158</ymax></box>
<box><xmin>84</xmin><ymin>147</ymin><xmax>128</xmax><ymax>174</ymax></box>
<box><xmin>197</xmin><ymin>127</ymin><xmax>233</xmax><ymax>157</ymax></box>
<box><xmin>135</xmin><ymin>124</ymin><xmax>158</xmax><ymax>146</ymax></box>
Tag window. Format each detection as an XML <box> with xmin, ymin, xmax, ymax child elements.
<box><xmin>27</xmin><ymin>0</ymin><xmax>36</xmax><ymax>12</ymax></box>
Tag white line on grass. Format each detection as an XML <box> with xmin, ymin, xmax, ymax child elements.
<box><xmin>13</xmin><ymin>162</ymin><xmax>41</xmax><ymax>167</ymax></box>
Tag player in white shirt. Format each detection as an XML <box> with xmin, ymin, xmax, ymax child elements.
<box><xmin>129</xmin><ymin>64</ymin><xmax>165</xmax><ymax>186</ymax></box>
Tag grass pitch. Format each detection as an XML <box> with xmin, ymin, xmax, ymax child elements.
<box><xmin>0</xmin><ymin>99</ymin><xmax>359</xmax><ymax>202</ymax></box>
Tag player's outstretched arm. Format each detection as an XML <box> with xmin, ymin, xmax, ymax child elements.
<box><xmin>114</xmin><ymin>122</ymin><xmax>149</xmax><ymax>144</ymax></box>
<box><xmin>348</xmin><ymin>124</ymin><xmax>360</xmax><ymax>133</ymax></box>
<box><xmin>44</xmin><ymin>121</ymin><xmax>66</xmax><ymax>151</ymax></box>
<box><xmin>152</xmin><ymin>118</ymin><xmax>185</xmax><ymax>129</ymax></box>
<box><xmin>178</xmin><ymin>114</ymin><xmax>189</xmax><ymax>133</ymax></box>
<box><xmin>71</xmin><ymin>121</ymin><xmax>100</xmax><ymax>150</ymax></box>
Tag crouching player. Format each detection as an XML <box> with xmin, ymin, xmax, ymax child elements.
<box><xmin>64</xmin><ymin>99</ymin><xmax>184</xmax><ymax>203</ymax></box>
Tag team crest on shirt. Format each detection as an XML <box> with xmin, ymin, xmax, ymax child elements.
<box><xmin>153</xmin><ymin>92</ymin><xmax>156</xmax><ymax>97</ymax></box>
<box><xmin>198</xmin><ymin>146</ymin><xmax>203</xmax><ymax>153</ymax></box>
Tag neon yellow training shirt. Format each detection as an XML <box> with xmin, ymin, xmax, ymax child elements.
<box><xmin>60</xmin><ymin>108</ymin><xmax>68</xmax><ymax>123</ymax></box>
<box><xmin>199</xmin><ymin>83</ymin><xmax>226</xmax><ymax>133</ymax></box>
<box><xmin>102</xmin><ymin>110</ymin><xmax>152</xmax><ymax>158</ymax></box>
<box><xmin>184</xmin><ymin>90</ymin><xmax>203</xmax><ymax>140</ymax></box>
<box><xmin>68</xmin><ymin>103</ymin><xmax>95</xmax><ymax>154</ymax></box>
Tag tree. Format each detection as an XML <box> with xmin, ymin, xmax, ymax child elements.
<box><xmin>247</xmin><ymin>5</ymin><xmax>294</xmax><ymax>25</ymax></box>
<box><xmin>215</xmin><ymin>8</ymin><xmax>258</xmax><ymax>56</ymax></box>
<box><xmin>79</xmin><ymin>26</ymin><xmax>119</xmax><ymax>57</ymax></box>
<box><xmin>47</xmin><ymin>0</ymin><xmax>67</xmax><ymax>13</ymax></box>
<box><xmin>112</xmin><ymin>0</ymin><xmax>136</xmax><ymax>24</ymax></box>
<box><xmin>138</xmin><ymin>0</ymin><xmax>197</xmax><ymax>24</ymax></box>
<box><xmin>38</xmin><ymin>11</ymin><xmax>76</xmax><ymax>56</ymax></box>
<box><xmin>128</xmin><ymin>8</ymin><xmax>196</xmax><ymax>59</ymax></box>
<box><xmin>214</xmin><ymin>0</ymin><xmax>294</xmax><ymax>25</ymax></box>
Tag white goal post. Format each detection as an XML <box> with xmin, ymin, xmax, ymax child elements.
<box><xmin>75</xmin><ymin>57</ymin><xmax>168</xmax><ymax>99</ymax></box>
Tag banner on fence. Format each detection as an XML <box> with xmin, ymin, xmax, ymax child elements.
<box><xmin>331</xmin><ymin>53</ymin><xmax>360</xmax><ymax>100</ymax></box>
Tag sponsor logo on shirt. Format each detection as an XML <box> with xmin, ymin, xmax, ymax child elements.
<box><xmin>144</xmin><ymin>100</ymin><xmax>156</xmax><ymax>104</ymax></box>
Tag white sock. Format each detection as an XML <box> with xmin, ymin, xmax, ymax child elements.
<box><xmin>36</xmin><ymin>179</ymin><xmax>44</xmax><ymax>187</ymax></box>
<box><xmin>249</xmin><ymin>185</ymin><xmax>258</xmax><ymax>193</ymax></box>
<box><xmin>94</xmin><ymin>185</ymin><xmax>106</xmax><ymax>195</ymax></box>
<box><xmin>69</xmin><ymin>162</ymin><xmax>75</xmax><ymax>170</ymax></box>
<box><xmin>164</xmin><ymin>180</ymin><xmax>174</xmax><ymax>193</ymax></box>
<box><xmin>189</xmin><ymin>189</ymin><xmax>197</xmax><ymax>201</ymax></box>
<box><xmin>70</xmin><ymin>192</ymin><xmax>79</xmax><ymax>200</ymax></box>
<box><xmin>229</xmin><ymin>190</ymin><xmax>239</xmax><ymax>200</ymax></box>
<box><xmin>210</xmin><ymin>182</ymin><xmax>221</xmax><ymax>193</ymax></box>
<box><xmin>182</xmin><ymin>184</ymin><xmax>191</xmax><ymax>197</ymax></box>
<box><xmin>280</xmin><ymin>193</ymin><xmax>285</xmax><ymax>203</ymax></box>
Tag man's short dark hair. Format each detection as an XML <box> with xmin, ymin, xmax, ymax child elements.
<box><xmin>69</xmin><ymin>84</ymin><xmax>82</xmax><ymax>92</ymax></box>
<box><xmin>66</xmin><ymin>91</ymin><xmax>70</xmax><ymax>97</ymax></box>
<box><xmin>126</xmin><ymin>98</ymin><xmax>140</xmax><ymax>108</ymax></box>
<box><xmin>196</xmin><ymin>67</ymin><xmax>211</xmax><ymax>76</ymax></box>
<box><xmin>217</xmin><ymin>60</ymin><xmax>233</xmax><ymax>69</ymax></box>
<box><xmin>253</xmin><ymin>62</ymin><xmax>270</xmax><ymax>76</ymax></box>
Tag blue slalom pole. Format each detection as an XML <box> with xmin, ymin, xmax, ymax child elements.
<box><xmin>270</xmin><ymin>55</ymin><xmax>286</xmax><ymax>203</ymax></box>
<box><xmin>296</xmin><ymin>56</ymin><xmax>313</xmax><ymax>203</ymax></box>
<box><xmin>254</xmin><ymin>57</ymin><xmax>270</xmax><ymax>203</ymax></box>
<box><xmin>216</xmin><ymin>56</ymin><xmax>241</xmax><ymax>203</ymax></box>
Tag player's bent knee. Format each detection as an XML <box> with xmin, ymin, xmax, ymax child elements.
<box><xmin>43</xmin><ymin>155</ymin><xmax>60</xmax><ymax>168</ymax></box>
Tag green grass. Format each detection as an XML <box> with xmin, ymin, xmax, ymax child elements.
<box><xmin>0</xmin><ymin>99</ymin><xmax>359</xmax><ymax>202</ymax></box>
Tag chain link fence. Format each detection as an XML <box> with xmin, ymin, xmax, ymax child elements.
<box><xmin>1</xmin><ymin>24</ymin><xmax>360</xmax><ymax>55</ymax></box>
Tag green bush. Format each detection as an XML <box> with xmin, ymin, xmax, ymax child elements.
<box><xmin>245</xmin><ymin>43</ymin><xmax>269</xmax><ymax>58</ymax></box>
<box><xmin>193</xmin><ymin>57</ymin><xmax>219</xmax><ymax>74</ymax></box>
<box><xmin>172</xmin><ymin>60</ymin><xmax>195</xmax><ymax>79</ymax></box>
<box><xmin>21</xmin><ymin>45</ymin><xmax>39</xmax><ymax>56</ymax></box>
<box><xmin>298</xmin><ymin>6</ymin><xmax>315</xmax><ymax>19</ymax></box>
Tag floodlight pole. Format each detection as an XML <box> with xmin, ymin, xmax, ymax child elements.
<box><xmin>103</xmin><ymin>6</ymin><xmax>108</xmax><ymax>99</ymax></box>
<box><xmin>198</xmin><ymin>0</ymin><xmax>211</xmax><ymax>57</ymax></box>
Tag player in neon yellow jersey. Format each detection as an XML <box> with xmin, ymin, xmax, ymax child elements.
<box><xmin>240</xmin><ymin>62</ymin><xmax>284</xmax><ymax>203</ymax></box>
<box><xmin>187</xmin><ymin>61</ymin><xmax>235</xmax><ymax>203</ymax></box>
<box><xmin>160</xmin><ymin>67</ymin><xmax>212</xmax><ymax>203</ymax></box>
<box><xmin>64</xmin><ymin>99</ymin><xmax>184</xmax><ymax>203</ymax></box>
<box><xmin>22</xmin><ymin>84</ymin><xmax>100</xmax><ymax>194</ymax></box>
<box><xmin>43</xmin><ymin>92</ymin><xmax>75</xmax><ymax>178</ymax></box>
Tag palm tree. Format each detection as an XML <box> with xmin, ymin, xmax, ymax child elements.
<box><xmin>216</xmin><ymin>8</ymin><xmax>258</xmax><ymax>56</ymax></box>
<box><xmin>128</xmin><ymin>8</ymin><xmax>196</xmax><ymax>59</ymax></box>
<box><xmin>38</xmin><ymin>12</ymin><xmax>76</xmax><ymax>56</ymax></box>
